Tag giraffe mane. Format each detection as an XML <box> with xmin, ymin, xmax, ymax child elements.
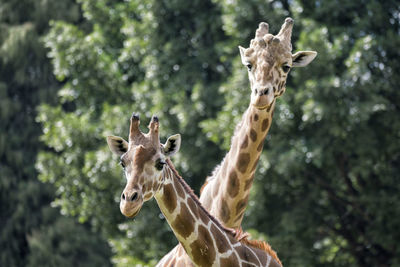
<box><xmin>199</xmin><ymin>179</ymin><xmax>209</xmax><ymax>195</ymax></box>
<box><xmin>234</xmin><ymin>228</ymin><xmax>282</xmax><ymax>266</ymax></box>
<box><xmin>166</xmin><ymin>159</ymin><xmax>282</xmax><ymax>266</ymax></box>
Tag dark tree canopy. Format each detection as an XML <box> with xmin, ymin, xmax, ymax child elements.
<box><xmin>1</xmin><ymin>0</ymin><xmax>399</xmax><ymax>266</ymax></box>
<box><xmin>0</xmin><ymin>0</ymin><xmax>111</xmax><ymax>266</ymax></box>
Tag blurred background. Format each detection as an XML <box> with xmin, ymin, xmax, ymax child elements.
<box><xmin>1</xmin><ymin>0</ymin><xmax>399</xmax><ymax>266</ymax></box>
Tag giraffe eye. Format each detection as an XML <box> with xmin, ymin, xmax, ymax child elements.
<box><xmin>155</xmin><ymin>159</ymin><xmax>166</xmax><ymax>171</ymax></box>
<box><xmin>119</xmin><ymin>160</ymin><xmax>126</xmax><ymax>169</ymax></box>
<box><xmin>246</xmin><ymin>63</ymin><xmax>252</xmax><ymax>71</ymax></box>
<box><xmin>282</xmin><ymin>64</ymin><xmax>291</xmax><ymax>73</ymax></box>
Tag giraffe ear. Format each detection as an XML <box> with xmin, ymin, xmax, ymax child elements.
<box><xmin>292</xmin><ymin>51</ymin><xmax>317</xmax><ymax>67</ymax></box>
<box><xmin>162</xmin><ymin>134</ymin><xmax>181</xmax><ymax>157</ymax></box>
<box><xmin>107</xmin><ymin>136</ymin><xmax>128</xmax><ymax>156</ymax></box>
<box><xmin>238</xmin><ymin>46</ymin><xmax>248</xmax><ymax>65</ymax></box>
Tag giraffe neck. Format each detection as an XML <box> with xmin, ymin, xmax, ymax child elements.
<box><xmin>154</xmin><ymin>160</ymin><xmax>238</xmax><ymax>266</ymax></box>
<box><xmin>154</xmin><ymin>160</ymin><xmax>280</xmax><ymax>267</ymax></box>
<box><xmin>200</xmin><ymin>101</ymin><xmax>275</xmax><ymax>228</ymax></box>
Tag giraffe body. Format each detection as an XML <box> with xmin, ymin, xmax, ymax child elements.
<box><xmin>107</xmin><ymin>115</ymin><xmax>282</xmax><ymax>267</ymax></box>
<box><xmin>158</xmin><ymin>18</ymin><xmax>317</xmax><ymax>266</ymax></box>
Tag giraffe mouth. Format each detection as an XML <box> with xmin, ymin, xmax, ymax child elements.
<box><xmin>253</xmin><ymin>103</ymin><xmax>271</xmax><ymax>110</ymax></box>
<box><xmin>124</xmin><ymin>207</ymin><xmax>141</xmax><ymax>218</ymax></box>
<box><xmin>252</xmin><ymin>99</ymin><xmax>274</xmax><ymax>111</ymax></box>
<box><xmin>252</xmin><ymin>93</ymin><xmax>274</xmax><ymax>111</ymax></box>
<box><xmin>120</xmin><ymin>201</ymin><xmax>143</xmax><ymax>218</ymax></box>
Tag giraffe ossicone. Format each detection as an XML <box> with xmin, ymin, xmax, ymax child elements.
<box><xmin>107</xmin><ymin>114</ymin><xmax>282</xmax><ymax>267</ymax></box>
<box><xmin>238</xmin><ymin>17</ymin><xmax>316</xmax><ymax>110</ymax></box>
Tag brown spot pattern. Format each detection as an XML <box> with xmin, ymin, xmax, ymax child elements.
<box><xmin>234</xmin><ymin>210</ymin><xmax>245</xmax><ymax>223</ymax></box>
<box><xmin>235</xmin><ymin>245</ymin><xmax>259</xmax><ymax>265</ymax></box>
<box><xmin>240</xmin><ymin>135</ymin><xmax>249</xmax><ymax>149</ymax></box>
<box><xmin>171</xmin><ymin>205</ymin><xmax>194</xmax><ymax>239</ymax></box>
<box><xmin>220</xmin><ymin>199</ymin><xmax>231</xmax><ymax>222</ymax></box>
<box><xmin>162</xmin><ymin>183</ymin><xmax>177</xmax><ymax>213</ymax></box>
<box><xmin>139</xmin><ymin>176</ymin><xmax>144</xmax><ymax>185</ymax></box>
<box><xmin>278</xmin><ymin>80</ymin><xmax>284</xmax><ymax>90</ymax></box>
<box><xmin>145</xmin><ymin>181</ymin><xmax>153</xmax><ymax>191</ymax></box>
<box><xmin>244</xmin><ymin>176</ymin><xmax>254</xmax><ymax>191</ymax></box>
<box><xmin>238</xmin><ymin>153</ymin><xmax>250</xmax><ymax>173</ymax></box>
<box><xmin>254</xmin><ymin>114</ymin><xmax>259</xmax><ymax>121</ymax></box>
<box><xmin>236</xmin><ymin>195</ymin><xmax>249</xmax><ymax>214</ymax></box>
<box><xmin>250</xmin><ymin>155</ymin><xmax>261</xmax><ymax>173</ymax></box>
<box><xmin>145</xmin><ymin>167</ymin><xmax>154</xmax><ymax>176</ymax></box>
<box><xmin>220</xmin><ymin>254</ymin><xmax>240</xmax><ymax>266</ymax></box>
<box><xmin>199</xmin><ymin>210</ymin><xmax>210</xmax><ymax>225</ymax></box>
<box><xmin>267</xmin><ymin>103</ymin><xmax>273</xmax><ymax>112</ymax></box>
<box><xmin>187</xmin><ymin>198</ymin><xmax>199</xmax><ymax>218</ymax></box>
<box><xmin>210</xmin><ymin>224</ymin><xmax>229</xmax><ymax>254</ymax></box>
<box><xmin>173</xmin><ymin>177</ymin><xmax>185</xmax><ymax>199</ymax></box>
<box><xmin>250</xmin><ymin>129</ymin><xmax>257</xmax><ymax>142</ymax></box>
<box><xmin>257</xmin><ymin>139</ymin><xmax>265</xmax><ymax>152</ymax></box>
<box><xmin>261</xmin><ymin>118</ymin><xmax>270</xmax><ymax>132</ymax></box>
<box><xmin>269</xmin><ymin>258</ymin><xmax>283</xmax><ymax>267</ymax></box>
<box><xmin>144</xmin><ymin>192</ymin><xmax>152</xmax><ymax>199</ymax></box>
<box><xmin>190</xmin><ymin>225</ymin><xmax>216</xmax><ymax>267</ymax></box>
<box><xmin>228</xmin><ymin>171</ymin><xmax>239</xmax><ymax>198</ymax></box>
<box><xmin>133</xmin><ymin>146</ymin><xmax>156</xmax><ymax>172</ymax></box>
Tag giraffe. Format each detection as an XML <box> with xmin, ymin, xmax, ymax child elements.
<box><xmin>158</xmin><ymin>18</ymin><xmax>317</xmax><ymax>265</ymax></box>
<box><xmin>107</xmin><ymin>114</ymin><xmax>282</xmax><ymax>267</ymax></box>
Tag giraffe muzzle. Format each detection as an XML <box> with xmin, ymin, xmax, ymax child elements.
<box><xmin>255</xmin><ymin>87</ymin><xmax>270</xmax><ymax>96</ymax></box>
<box><xmin>122</xmin><ymin>191</ymin><xmax>138</xmax><ymax>202</ymax></box>
<box><xmin>252</xmin><ymin>86</ymin><xmax>274</xmax><ymax>110</ymax></box>
<box><xmin>120</xmin><ymin>190</ymin><xmax>143</xmax><ymax>218</ymax></box>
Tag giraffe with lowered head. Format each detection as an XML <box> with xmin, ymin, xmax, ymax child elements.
<box><xmin>107</xmin><ymin>114</ymin><xmax>282</xmax><ymax>267</ymax></box>
<box><xmin>158</xmin><ymin>17</ymin><xmax>317</xmax><ymax>266</ymax></box>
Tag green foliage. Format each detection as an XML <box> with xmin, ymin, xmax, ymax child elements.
<box><xmin>0</xmin><ymin>0</ymin><xmax>112</xmax><ymax>266</ymax></box>
<box><xmin>108</xmin><ymin>202</ymin><xmax>176</xmax><ymax>267</ymax></box>
<box><xmin>36</xmin><ymin>0</ymin><xmax>400</xmax><ymax>266</ymax></box>
<box><xmin>38</xmin><ymin>0</ymin><xmax>229</xmax><ymax>263</ymax></box>
<box><xmin>26</xmin><ymin>208</ymin><xmax>112</xmax><ymax>267</ymax></box>
<box><xmin>227</xmin><ymin>2</ymin><xmax>400</xmax><ymax>266</ymax></box>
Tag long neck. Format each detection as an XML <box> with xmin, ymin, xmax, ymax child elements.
<box><xmin>200</xmin><ymin>102</ymin><xmax>275</xmax><ymax>228</ymax></box>
<box><xmin>154</xmin><ymin>160</ymin><xmax>237</xmax><ymax>266</ymax></box>
<box><xmin>154</xmin><ymin>160</ymin><xmax>280</xmax><ymax>267</ymax></box>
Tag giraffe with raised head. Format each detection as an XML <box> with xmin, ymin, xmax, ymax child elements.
<box><xmin>107</xmin><ymin>114</ymin><xmax>282</xmax><ymax>267</ymax></box>
<box><xmin>158</xmin><ymin>18</ymin><xmax>317</xmax><ymax>266</ymax></box>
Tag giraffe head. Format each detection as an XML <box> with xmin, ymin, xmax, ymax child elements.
<box><xmin>107</xmin><ymin>114</ymin><xmax>181</xmax><ymax>218</ymax></box>
<box><xmin>239</xmin><ymin>18</ymin><xmax>317</xmax><ymax>110</ymax></box>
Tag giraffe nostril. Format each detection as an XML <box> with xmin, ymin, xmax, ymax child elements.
<box><xmin>254</xmin><ymin>88</ymin><xmax>258</xmax><ymax>95</ymax></box>
<box><xmin>130</xmin><ymin>192</ymin><xmax>138</xmax><ymax>202</ymax></box>
<box><xmin>264</xmin><ymin>88</ymin><xmax>269</xmax><ymax>95</ymax></box>
<box><xmin>121</xmin><ymin>193</ymin><xmax>126</xmax><ymax>200</ymax></box>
